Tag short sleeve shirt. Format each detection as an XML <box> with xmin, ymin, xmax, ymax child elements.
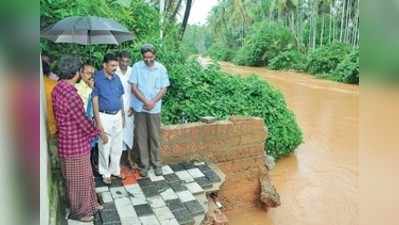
<box><xmin>128</xmin><ymin>61</ymin><xmax>170</xmax><ymax>114</ymax></box>
<box><xmin>92</xmin><ymin>70</ymin><xmax>124</xmax><ymax>112</ymax></box>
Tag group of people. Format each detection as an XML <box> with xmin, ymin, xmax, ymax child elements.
<box><xmin>43</xmin><ymin>44</ymin><xmax>170</xmax><ymax>222</ymax></box>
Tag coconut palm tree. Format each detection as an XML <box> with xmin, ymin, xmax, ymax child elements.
<box><xmin>179</xmin><ymin>0</ymin><xmax>192</xmax><ymax>40</ymax></box>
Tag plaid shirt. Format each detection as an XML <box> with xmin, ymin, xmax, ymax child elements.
<box><xmin>52</xmin><ymin>80</ymin><xmax>100</xmax><ymax>159</ymax></box>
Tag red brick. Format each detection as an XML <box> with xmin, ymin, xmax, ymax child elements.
<box><xmin>240</xmin><ymin>133</ymin><xmax>266</xmax><ymax>145</ymax></box>
<box><xmin>160</xmin><ymin>117</ymin><xmax>271</xmax><ymax>210</ymax></box>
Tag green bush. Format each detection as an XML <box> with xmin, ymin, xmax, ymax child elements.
<box><xmin>162</xmin><ymin>60</ymin><xmax>303</xmax><ymax>160</ymax></box>
<box><xmin>233</xmin><ymin>47</ymin><xmax>261</xmax><ymax>66</ymax></box>
<box><xmin>333</xmin><ymin>48</ymin><xmax>359</xmax><ymax>84</ymax></box>
<box><xmin>269</xmin><ymin>49</ymin><xmax>306</xmax><ymax>71</ymax></box>
<box><xmin>207</xmin><ymin>42</ymin><xmax>235</xmax><ymax>61</ymax></box>
<box><xmin>306</xmin><ymin>42</ymin><xmax>351</xmax><ymax>75</ymax></box>
<box><xmin>233</xmin><ymin>22</ymin><xmax>297</xmax><ymax>66</ymax></box>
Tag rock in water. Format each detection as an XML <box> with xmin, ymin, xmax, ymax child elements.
<box><xmin>264</xmin><ymin>152</ymin><xmax>275</xmax><ymax>170</ymax></box>
<box><xmin>259</xmin><ymin>175</ymin><xmax>281</xmax><ymax>210</ymax></box>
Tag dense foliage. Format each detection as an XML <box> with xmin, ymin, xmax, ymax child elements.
<box><xmin>269</xmin><ymin>49</ymin><xmax>307</xmax><ymax>71</ymax></box>
<box><xmin>181</xmin><ymin>25</ymin><xmax>212</xmax><ymax>56</ymax></box>
<box><xmin>204</xmin><ymin>21</ymin><xmax>359</xmax><ymax>84</ymax></box>
<box><xmin>306</xmin><ymin>42</ymin><xmax>351</xmax><ymax>75</ymax></box>
<box><xmin>333</xmin><ymin>48</ymin><xmax>359</xmax><ymax>84</ymax></box>
<box><xmin>233</xmin><ymin>22</ymin><xmax>296</xmax><ymax>66</ymax></box>
<box><xmin>207</xmin><ymin>41</ymin><xmax>235</xmax><ymax>61</ymax></box>
<box><xmin>162</xmin><ymin>61</ymin><xmax>303</xmax><ymax>159</ymax></box>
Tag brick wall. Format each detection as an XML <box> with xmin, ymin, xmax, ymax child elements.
<box><xmin>160</xmin><ymin>116</ymin><xmax>269</xmax><ymax>210</ymax></box>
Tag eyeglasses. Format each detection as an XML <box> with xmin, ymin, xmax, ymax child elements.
<box><xmin>83</xmin><ymin>70</ymin><xmax>94</xmax><ymax>75</ymax></box>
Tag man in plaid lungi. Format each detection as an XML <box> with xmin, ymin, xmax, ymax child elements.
<box><xmin>52</xmin><ymin>55</ymin><xmax>108</xmax><ymax>222</ymax></box>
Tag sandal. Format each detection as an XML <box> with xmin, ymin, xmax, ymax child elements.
<box><xmin>102</xmin><ymin>177</ymin><xmax>111</xmax><ymax>185</ymax></box>
<box><xmin>111</xmin><ymin>174</ymin><xmax>126</xmax><ymax>180</ymax></box>
<box><xmin>96</xmin><ymin>204</ymin><xmax>104</xmax><ymax>210</ymax></box>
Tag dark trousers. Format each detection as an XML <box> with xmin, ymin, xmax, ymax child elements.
<box><xmin>134</xmin><ymin>111</ymin><xmax>161</xmax><ymax>170</ymax></box>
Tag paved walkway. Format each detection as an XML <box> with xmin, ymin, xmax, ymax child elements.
<box><xmin>68</xmin><ymin>161</ymin><xmax>224</xmax><ymax>225</ymax></box>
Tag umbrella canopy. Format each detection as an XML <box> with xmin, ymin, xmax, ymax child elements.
<box><xmin>41</xmin><ymin>16</ymin><xmax>134</xmax><ymax>45</ymax></box>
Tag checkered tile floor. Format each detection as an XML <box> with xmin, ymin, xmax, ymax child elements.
<box><xmin>77</xmin><ymin>161</ymin><xmax>223</xmax><ymax>225</ymax></box>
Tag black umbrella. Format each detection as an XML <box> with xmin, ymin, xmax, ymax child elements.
<box><xmin>41</xmin><ymin>16</ymin><xmax>134</xmax><ymax>45</ymax></box>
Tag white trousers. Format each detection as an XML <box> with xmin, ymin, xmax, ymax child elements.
<box><xmin>122</xmin><ymin>109</ymin><xmax>134</xmax><ymax>151</ymax></box>
<box><xmin>98</xmin><ymin>111</ymin><xmax>123</xmax><ymax>178</ymax></box>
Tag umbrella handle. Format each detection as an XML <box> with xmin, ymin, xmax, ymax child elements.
<box><xmin>89</xmin><ymin>47</ymin><xmax>92</xmax><ymax>64</ymax></box>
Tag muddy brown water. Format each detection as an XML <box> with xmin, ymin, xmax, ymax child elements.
<box><xmin>220</xmin><ymin>62</ymin><xmax>359</xmax><ymax>225</ymax></box>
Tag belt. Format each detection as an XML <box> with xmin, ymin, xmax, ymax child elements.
<box><xmin>99</xmin><ymin>110</ymin><xmax>120</xmax><ymax>115</ymax></box>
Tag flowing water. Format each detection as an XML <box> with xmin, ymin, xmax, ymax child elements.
<box><xmin>220</xmin><ymin>62</ymin><xmax>359</xmax><ymax>225</ymax></box>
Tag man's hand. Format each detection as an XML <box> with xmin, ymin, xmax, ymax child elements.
<box><xmin>127</xmin><ymin>108</ymin><xmax>134</xmax><ymax>117</ymax></box>
<box><xmin>100</xmin><ymin>132</ymin><xmax>109</xmax><ymax>144</ymax></box>
<box><xmin>144</xmin><ymin>88</ymin><xmax>167</xmax><ymax>111</ymax></box>
<box><xmin>97</xmin><ymin>123</ymin><xmax>105</xmax><ymax>133</ymax></box>
<box><xmin>144</xmin><ymin>100</ymin><xmax>156</xmax><ymax>111</ymax></box>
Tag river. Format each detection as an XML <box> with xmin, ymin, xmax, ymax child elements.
<box><xmin>220</xmin><ymin>61</ymin><xmax>359</xmax><ymax>225</ymax></box>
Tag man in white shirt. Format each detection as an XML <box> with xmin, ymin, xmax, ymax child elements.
<box><xmin>116</xmin><ymin>51</ymin><xmax>135</xmax><ymax>168</ymax></box>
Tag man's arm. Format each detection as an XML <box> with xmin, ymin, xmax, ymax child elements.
<box><xmin>121</xmin><ymin>95</ymin><xmax>125</xmax><ymax>128</ymax></box>
<box><xmin>152</xmin><ymin>87</ymin><xmax>167</xmax><ymax>103</ymax></box>
<box><xmin>145</xmin><ymin>87</ymin><xmax>167</xmax><ymax>111</ymax></box>
<box><xmin>151</xmin><ymin>66</ymin><xmax>169</xmax><ymax>107</ymax></box>
<box><xmin>131</xmin><ymin>84</ymin><xmax>149</xmax><ymax>105</ymax></box>
<box><xmin>92</xmin><ymin>96</ymin><xmax>104</xmax><ymax>132</ymax></box>
<box><xmin>148</xmin><ymin>67</ymin><xmax>169</xmax><ymax>110</ymax></box>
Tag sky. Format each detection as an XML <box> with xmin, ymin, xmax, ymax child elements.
<box><xmin>187</xmin><ymin>0</ymin><xmax>219</xmax><ymax>25</ymax></box>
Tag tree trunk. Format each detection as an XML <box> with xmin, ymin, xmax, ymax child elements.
<box><xmin>170</xmin><ymin>0</ymin><xmax>183</xmax><ymax>22</ymax></box>
<box><xmin>329</xmin><ymin>1</ymin><xmax>333</xmax><ymax>43</ymax></box>
<box><xmin>349</xmin><ymin>1</ymin><xmax>357</xmax><ymax>47</ymax></box>
<box><xmin>308</xmin><ymin>16</ymin><xmax>312</xmax><ymax>48</ymax></box>
<box><xmin>238</xmin><ymin>0</ymin><xmax>247</xmax><ymax>47</ymax></box>
<box><xmin>269</xmin><ymin>0</ymin><xmax>274</xmax><ymax>21</ymax></box>
<box><xmin>353</xmin><ymin>16</ymin><xmax>358</xmax><ymax>47</ymax></box>
<box><xmin>340</xmin><ymin>0</ymin><xmax>346</xmax><ymax>42</ymax></box>
<box><xmin>356</xmin><ymin>19</ymin><xmax>359</xmax><ymax>47</ymax></box>
<box><xmin>344</xmin><ymin>0</ymin><xmax>350</xmax><ymax>43</ymax></box>
<box><xmin>179</xmin><ymin>0</ymin><xmax>192</xmax><ymax>40</ymax></box>
<box><xmin>300</xmin><ymin>3</ymin><xmax>304</xmax><ymax>46</ymax></box>
<box><xmin>312</xmin><ymin>18</ymin><xmax>317</xmax><ymax>49</ymax></box>
<box><xmin>320</xmin><ymin>15</ymin><xmax>325</xmax><ymax>47</ymax></box>
<box><xmin>331</xmin><ymin>0</ymin><xmax>338</xmax><ymax>42</ymax></box>
<box><xmin>221</xmin><ymin>7</ymin><xmax>230</xmax><ymax>40</ymax></box>
<box><xmin>352</xmin><ymin>0</ymin><xmax>359</xmax><ymax>47</ymax></box>
<box><xmin>312</xmin><ymin>2</ymin><xmax>317</xmax><ymax>49</ymax></box>
<box><xmin>356</xmin><ymin>0</ymin><xmax>359</xmax><ymax>47</ymax></box>
<box><xmin>277</xmin><ymin>8</ymin><xmax>281</xmax><ymax>23</ymax></box>
<box><xmin>241</xmin><ymin>21</ymin><xmax>244</xmax><ymax>47</ymax></box>
<box><xmin>297</xmin><ymin>0</ymin><xmax>303</xmax><ymax>46</ymax></box>
<box><xmin>309</xmin><ymin>9</ymin><xmax>313</xmax><ymax>49</ymax></box>
<box><xmin>291</xmin><ymin>11</ymin><xmax>295</xmax><ymax>35</ymax></box>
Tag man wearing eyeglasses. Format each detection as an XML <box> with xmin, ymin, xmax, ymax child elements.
<box><xmin>76</xmin><ymin>63</ymin><xmax>95</xmax><ymax>116</ymax></box>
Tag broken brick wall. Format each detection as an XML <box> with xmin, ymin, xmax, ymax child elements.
<box><xmin>160</xmin><ymin>116</ymin><xmax>269</xmax><ymax>210</ymax></box>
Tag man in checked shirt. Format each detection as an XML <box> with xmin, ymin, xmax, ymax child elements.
<box><xmin>52</xmin><ymin>55</ymin><xmax>108</xmax><ymax>222</ymax></box>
